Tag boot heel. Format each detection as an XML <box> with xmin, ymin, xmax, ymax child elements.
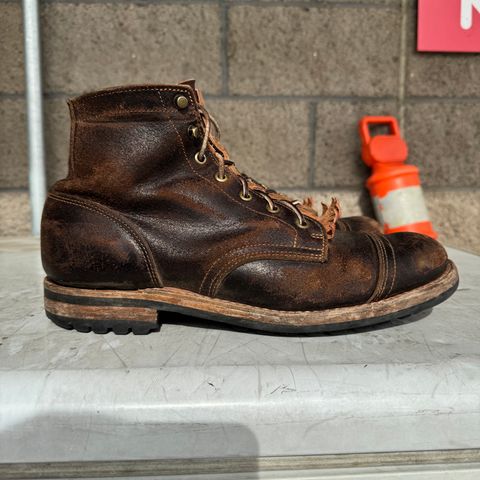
<box><xmin>44</xmin><ymin>280</ymin><xmax>160</xmax><ymax>335</ymax></box>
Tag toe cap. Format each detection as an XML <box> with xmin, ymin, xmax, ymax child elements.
<box><xmin>386</xmin><ymin>232</ymin><xmax>448</xmax><ymax>295</ymax></box>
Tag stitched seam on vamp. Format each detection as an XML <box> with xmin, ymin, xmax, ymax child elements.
<box><xmin>209</xmin><ymin>250</ymin><xmax>327</xmax><ymax>297</ymax></box>
<box><xmin>199</xmin><ymin>242</ymin><xmax>291</xmax><ymax>292</ymax></box>
<box><xmin>200</xmin><ymin>240</ymin><xmax>327</xmax><ymax>294</ymax></box>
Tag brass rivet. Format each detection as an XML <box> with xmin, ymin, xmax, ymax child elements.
<box><xmin>175</xmin><ymin>95</ymin><xmax>189</xmax><ymax>109</ymax></box>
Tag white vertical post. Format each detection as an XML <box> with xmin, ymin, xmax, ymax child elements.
<box><xmin>22</xmin><ymin>0</ymin><xmax>46</xmax><ymax>236</ymax></box>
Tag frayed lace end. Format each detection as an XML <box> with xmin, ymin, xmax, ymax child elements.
<box><xmin>302</xmin><ymin>197</ymin><xmax>341</xmax><ymax>240</ymax></box>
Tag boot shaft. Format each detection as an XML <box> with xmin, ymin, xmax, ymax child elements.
<box><xmin>61</xmin><ymin>84</ymin><xmax>202</xmax><ymax>205</ymax></box>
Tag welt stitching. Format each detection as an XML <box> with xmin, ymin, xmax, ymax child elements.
<box><xmin>48</xmin><ymin>193</ymin><xmax>160</xmax><ymax>287</ymax></box>
<box><xmin>209</xmin><ymin>249</ymin><xmax>327</xmax><ymax>296</ymax></box>
<box><xmin>154</xmin><ymin>283</ymin><xmax>406</xmax><ymax>316</ymax></box>
<box><xmin>155</xmin><ymin>91</ymin><xmax>307</xmax><ymax>250</ymax></box>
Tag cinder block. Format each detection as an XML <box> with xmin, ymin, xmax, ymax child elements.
<box><xmin>41</xmin><ymin>3</ymin><xmax>222</xmax><ymax>94</ymax></box>
<box><xmin>44</xmin><ymin>98</ymin><xmax>70</xmax><ymax>186</ymax></box>
<box><xmin>314</xmin><ymin>99</ymin><xmax>398</xmax><ymax>187</ymax></box>
<box><xmin>0</xmin><ymin>4</ymin><xmax>24</xmax><ymax>93</ymax></box>
<box><xmin>405</xmin><ymin>4</ymin><xmax>480</xmax><ymax>97</ymax></box>
<box><xmin>404</xmin><ymin>102</ymin><xmax>480</xmax><ymax>187</ymax></box>
<box><xmin>426</xmin><ymin>189</ymin><xmax>480</xmax><ymax>255</ymax></box>
<box><xmin>229</xmin><ymin>5</ymin><xmax>400</xmax><ymax>96</ymax></box>
<box><xmin>0</xmin><ymin>99</ymin><xmax>27</xmax><ymax>189</ymax></box>
<box><xmin>0</xmin><ymin>191</ymin><xmax>31</xmax><ymax>236</ymax></box>
<box><xmin>208</xmin><ymin>99</ymin><xmax>310</xmax><ymax>189</ymax></box>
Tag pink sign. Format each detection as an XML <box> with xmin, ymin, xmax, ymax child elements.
<box><xmin>418</xmin><ymin>0</ymin><xmax>480</xmax><ymax>52</ymax></box>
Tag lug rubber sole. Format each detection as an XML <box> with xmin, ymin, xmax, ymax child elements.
<box><xmin>44</xmin><ymin>260</ymin><xmax>459</xmax><ymax>335</ymax></box>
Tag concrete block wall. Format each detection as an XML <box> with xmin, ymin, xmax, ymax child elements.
<box><xmin>1</xmin><ymin>0</ymin><xmax>479</xmax><ymax>253</ymax></box>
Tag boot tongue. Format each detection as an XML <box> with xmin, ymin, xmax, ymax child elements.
<box><xmin>179</xmin><ymin>79</ymin><xmax>205</xmax><ymax>105</ymax></box>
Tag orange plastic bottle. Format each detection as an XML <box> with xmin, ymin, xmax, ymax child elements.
<box><xmin>359</xmin><ymin>116</ymin><xmax>437</xmax><ymax>239</ymax></box>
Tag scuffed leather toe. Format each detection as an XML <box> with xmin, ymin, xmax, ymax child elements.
<box><xmin>338</xmin><ymin>216</ymin><xmax>383</xmax><ymax>234</ymax></box>
<box><xmin>386</xmin><ymin>232</ymin><xmax>449</xmax><ymax>296</ymax></box>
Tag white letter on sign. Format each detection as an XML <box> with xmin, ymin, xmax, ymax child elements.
<box><xmin>461</xmin><ymin>0</ymin><xmax>480</xmax><ymax>29</ymax></box>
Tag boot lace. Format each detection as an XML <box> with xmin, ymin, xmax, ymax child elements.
<box><xmin>194</xmin><ymin>104</ymin><xmax>339</xmax><ymax>236</ymax></box>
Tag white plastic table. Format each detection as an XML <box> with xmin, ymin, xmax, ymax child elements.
<box><xmin>1</xmin><ymin>238</ymin><xmax>479</xmax><ymax>478</ymax></box>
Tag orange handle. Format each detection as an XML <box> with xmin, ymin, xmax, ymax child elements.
<box><xmin>359</xmin><ymin>116</ymin><xmax>408</xmax><ymax>167</ymax></box>
<box><xmin>359</xmin><ymin>116</ymin><xmax>401</xmax><ymax>145</ymax></box>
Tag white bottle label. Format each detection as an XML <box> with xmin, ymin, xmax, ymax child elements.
<box><xmin>372</xmin><ymin>185</ymin><xmax>430</xmax><ymax>229</ymax></box>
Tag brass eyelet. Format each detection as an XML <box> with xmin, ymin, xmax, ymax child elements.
<box><xmin>175</xmin><ymin>95</ymin><xmax>189</xmax><ymax>109</ymax></box>
<box><xmin>195</xmin><ymin>152</ymin><xmax>207</xmax><ymax>164</ymax></box>
<box><xmin>295</xmin><ymin>219</ymin><xmax>309</xmax><ymax>229</ymax></box>
<box><xmin>266</xmin><ymin>204</ymin><xmax>280</xmax><ymax>213</ymax></box>
<box><xmin>240</xmin><ymin>192</ymin><xmax>253</xmax><ymax>202</ymax></box>
<box><xmin>215</xmin><ymin>172</ymin><xmax>228</xmax><ymax>182</ymax></box>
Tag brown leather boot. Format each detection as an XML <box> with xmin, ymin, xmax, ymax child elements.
<box><xmin>41</xmin><ymin>82</ymin><xmax>458</xmax><ymax>334</ymax></box>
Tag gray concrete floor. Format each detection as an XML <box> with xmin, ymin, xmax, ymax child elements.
<box><xmin>1</xmin><ymin>238</ymin><xmax>479</xmax><ymax>465</ymax></box>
